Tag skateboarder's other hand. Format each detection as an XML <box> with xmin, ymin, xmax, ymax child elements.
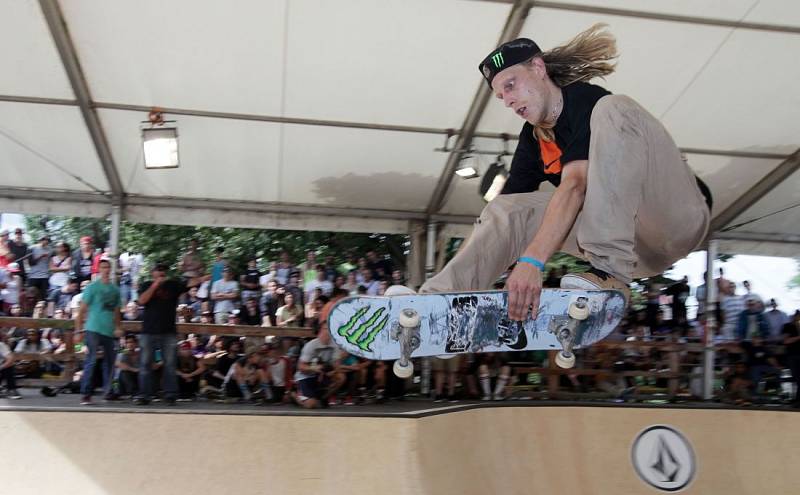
<box><xmin>506</xmin><ymin>262</ymin><xmax>542</xmax><ymax>321</ymax></box>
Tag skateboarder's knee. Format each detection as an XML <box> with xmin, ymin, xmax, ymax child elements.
<box><xmin>590</xmin><ymin>94</ymin><xmax>637</xmax><ymax>125</ymax></box>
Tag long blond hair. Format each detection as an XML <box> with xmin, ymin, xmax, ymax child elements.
<box><xmin>533</xmin><ymin>24</ymin><xmax>618</xmax><ymax>141</ymax></box>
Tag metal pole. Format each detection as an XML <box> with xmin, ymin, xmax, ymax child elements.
<box><xmin>109</xmin><ymin>204</ymin><xmax>121</xmax><ymax>283</ymax></box>
<box><xmin>703</xmin><ymin>241</ymin><xmax>718</xmax><ymax>400</ymax></box>
<box><xmin>39</xmin><ymin>0</ymin><xmax>124</xmax><ymax>202</ymax></box>
<box><xmin>425</xmin><ymin>221</ymin><xmax>438</xmax><ymax>280</ymax></box>
<box><xmin>426</xmin><ymin>0</ymin><xmax>531</xmax><ymax>215</ymax></box>
<box><xmin>420</xmin><ymin>221</ymin><xmax>439</xmax><ymax>396</ymax></box>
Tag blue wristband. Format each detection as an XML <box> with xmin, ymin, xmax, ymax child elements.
<box><xmin>517</xmin><ymin>256</ymin><xmax>545</xmax><ymax>271</ymax></box>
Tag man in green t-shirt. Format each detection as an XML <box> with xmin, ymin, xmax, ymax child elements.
<box><xmin>76</xmin><ymin>259</ymin><xmax>121</xmax><ymax>405</ymax></box>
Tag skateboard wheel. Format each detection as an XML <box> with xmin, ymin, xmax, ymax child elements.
<box><xmin>568</xmin><ymin>301</ymin><xmax>590</xmax><ymax>320</ymax></box>
<box><xmin>398</xmin><ymin>308</ymin><xmax>420</xmax><ymax>328</ymax></box>
<box><xmin>555</xmin><ymin>351</ymin><xmax>576</xmax><ymax>369</ymax></box>
<box><xmin>393</xmin><ymin>360</ymin><xmax>414</xmax><ymax>378</ymax></box>
<box><xmin>436</xmin><ymin>353</ymin><xmax>455</xmax><ymax>360</ymax></box>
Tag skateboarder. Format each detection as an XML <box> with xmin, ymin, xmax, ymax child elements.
<box><xmin>422</xmin><ymin>24</ymin><xmax>712</xmax><ymax>321</ymax></box>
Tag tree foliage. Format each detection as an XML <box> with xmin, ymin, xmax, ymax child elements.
<box><xmin>790</xmin><ymin>259</ymin><xmax>800</xmax><ymax>289</ymax></box>
<box><xmin>24</xmin><ymin>214</ymin><xmax>409</xmax><ymax>276</ymax></box>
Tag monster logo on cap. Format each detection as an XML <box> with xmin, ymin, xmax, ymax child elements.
<box><xmin>478</xmin><ymin>38</ymin><xmax>542</xmax><ymax>89</ymax></box>
<box><xmin>491</xmin><ymin>51</ymin><xmax>504</xmax><ymax>68</ymax></box>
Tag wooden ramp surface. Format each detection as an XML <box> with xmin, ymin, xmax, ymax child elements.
<box><xmin>0</xmin><ymin>406</ymin><xmax>797</xmax><ymax>494</ymax></box>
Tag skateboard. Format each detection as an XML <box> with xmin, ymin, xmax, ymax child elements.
<box><xmin>328</xmin><ymin>287</ymin><xmax>626</xmax><ymax>377</ymax></box>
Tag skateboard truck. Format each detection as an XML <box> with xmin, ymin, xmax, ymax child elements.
<box><xmin>550</xmin><ymin>296</ymin><xmax>590</xmax><ymax>369</ymax></box>
<box><xmin>391</xmin><ymin>308</ymin><xmax>421</xmax><ymax>378</ymax></box>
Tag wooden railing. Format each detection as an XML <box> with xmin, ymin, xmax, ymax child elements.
<box><xmin>3</xmin><ymin>316</ymin><xmax>785</xmax><ymax>401</ymax></box>
<box><xmin>0</xmin><ymin>316</ymin><xmax>315</xmax><ymax>386</ymax></box>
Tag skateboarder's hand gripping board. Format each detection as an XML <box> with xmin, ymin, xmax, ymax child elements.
<box><xmin>506</xmin><ymin>257</ymin><xmax>544</xmax><ymax>321</ymax></box>
<box><xmin>506</xmin><ymin>161</ymin><xmax>588</xmax><ymax>321</ymax></box>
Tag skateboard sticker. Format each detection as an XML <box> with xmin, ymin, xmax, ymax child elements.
<box><xmin>336</xmin><ymin>306</ymin><xmax>389</xmax><ymax>352</ymax></box>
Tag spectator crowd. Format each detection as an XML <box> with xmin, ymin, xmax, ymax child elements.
<box><xmin>1</xmin><ymin>228</ymin><xmax>798</xmax><ymax>409</ymax></box>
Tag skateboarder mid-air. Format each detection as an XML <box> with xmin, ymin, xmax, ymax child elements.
<box><xmin>421</xmin><ymin>24</ymin><xmax>713</xmax><ymax>321</ymax></box>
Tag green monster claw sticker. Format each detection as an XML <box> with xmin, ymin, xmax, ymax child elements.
<box><xmin>491</xmin><ymin>51</ymin><xmax>504</xmax><ymax>68</ymax></box>
<box><xmin>337</xmin><ymin>307</ymin><xmax>389</xmax><ymax>352</ymax></box>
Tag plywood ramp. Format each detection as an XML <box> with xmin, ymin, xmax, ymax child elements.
<box><xmin>1</xmin><ymin>407</ymin><xmax>797</xmax><ymax>494</ymax></box>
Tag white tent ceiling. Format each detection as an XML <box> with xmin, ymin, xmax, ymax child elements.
<box><xmin>1</xmin><ymin>0</ymin><xmax>798</xmax><ymax>255</ymax></box>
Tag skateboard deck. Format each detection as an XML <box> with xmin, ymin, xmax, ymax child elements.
<box><xmin>328</xmin><ymin>289</ymin><xmax>626</xmax><ymax>361</ymax></box>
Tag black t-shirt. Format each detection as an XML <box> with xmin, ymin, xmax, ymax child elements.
<box><xmin>500</xmin><ymin>81</ymin><xmax>713</xmax><ymax>209</ymax></box>
<box><xmin>665</xmin><ymin>282</ymin><xmax>690</xmax><ymax>319</ymax></box>
<box><xmin>215</xmin><ymin>353</ymin><xmax>238</xmax><ymax>376</ymax></box>
<box><xmin>241</xmin><ymin>307</ymin><xmax>261</xmax><ymax>326</ymax></box>
<box><xmin>782</xmin><ymin>322</ymin><xmax>800</xmax><ymax>356</ymax></box>
<box><xmin>367</xmin><ymin>259</ymin><xmax>393</xmax><ymax>279</ymax></box>
<box><xmin>74</xmin><ymin>250</ymin><xmax>94</xmax><ymax>282</ymax></box>
<box><xmin>8</xmin><ymin>241</ymin><xmax>29</xmax><ymax>275</ymax></box>
<box><xmin>242</xmin><ymin>268</ymin><xmax>261</xmax><ymax>288</ymax></box>
<box><xmin>502</xmin><ymin>82</ymin><xmax>610</xmax><ymax>194</ymax></box>
<box><xmin>260</xmin><ymin>292</ymin><xmax>281</xmax><ymax>326</ymax></box>
<box><xmin>139</xmin><ymin>279</ymin><xmax>187</xmax><ymax>334</ymax></box>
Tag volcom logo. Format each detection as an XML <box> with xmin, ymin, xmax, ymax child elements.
<box><xmin>491</xmin><ymin>51</ymin><xmax>504</xmax><ymax>68</ymax></box>
<box><xmin>336</xmin><ymin>307</ymin><xmax>388</xmax><ymax>352</ymax></box>
<box><xmin>631</xmin><ymin>425</ymin><xmax>696</xmax><ymax>492</ymax></box>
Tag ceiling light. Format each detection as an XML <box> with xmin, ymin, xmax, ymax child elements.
<box><xmin>455</xmin><ymin>154</ymin><xmax>479</xmax><ymax>179</ymax></box>
<box><xmin>141</xmin><ymin>109</ymin><xmax>179</xmax><ymax>169</ymax></box>
<box><xmin>480</xmin><ymin>158</ymin><xmax>508</xmax><ymax>202</ymax></box>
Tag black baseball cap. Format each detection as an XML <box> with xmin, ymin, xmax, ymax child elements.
<box><xmin>478</xmin><ymin>38</ymin><xmax>542</xmax><ymax>89</ymax></box>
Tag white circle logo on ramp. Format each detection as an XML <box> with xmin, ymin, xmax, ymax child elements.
<box><xmin>631</xmin><ymin>425</ymin><xmax>696</xmax><ymax>492</ymax></box>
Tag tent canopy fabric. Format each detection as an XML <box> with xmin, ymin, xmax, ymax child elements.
<box><xmin>1</xmin><ymin>0</ymin><xmax>798</xmax><ymax>254</ymax></box>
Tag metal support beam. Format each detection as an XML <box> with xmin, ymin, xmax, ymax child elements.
<box><xmin>0</xmin><ymin>186</ymin><xmax>109</xmax><ymax>204</ymax></box>
<box><xmin>679</xmin><ymin>148</ymin><xmax>788</xmax><ymax>161</ymax></box>
<box><xmin>0</xmin><ymin>95</ymin><xmax>76</xmax><ymax>106</ymax></box>
<box><xmin>425</xmin><ymin>221</ymin><xmax>438</xmax><ymax>280</ymax></box>
<box><xmin>94</xmin><ymin>101</ymin><xmax>506</xmax><ymax>140</ymax></box>
<box><xmin>0</xmin><ymin>94</ymin><xmax>792</xmax><ymax>162</ymax></box>
<box><xmin>702</xmin><ymin>242</ymin><xmax>718</xmax><ymax>401</ymax></box>
<box><xmin>39</xmin><ymin>0</ymin><xmax>124</xmax><ymax>200</ymax></box>
<box><xmin>477</xmin><ymin>0</ymin><xmax>800</xmax><ymax>34</ymax></box>
<box><xmin>420</xmin><ymin>221</ymin><xmax>439</xmax><ymax>396</ymax></box>
<box><xmin>0</xmin><ymin>186</ymin><xmax>477</xmax><ymax>225</ymax></box>
<box><xmin>426</xmin><ymin>0</ymin><xmax>531</xmax><ymax>215</ymax></box>
<box><xmin>406</xmin><ymin>221</ymin><xmax>427</xmax><ymax>289</ymax></box>
<box><xmin>125</xmin><ymin>194</ymin><xmax>475</xmax><ymax>224</ymax></box>
<box><xmin>109</xmin><ymin>204</ymin><xmax>121</xmax><ymax>283</ymax></box>
<box><xmin>709</xmin><ymin>148</ymin><xmax>800</xmax><ymax>234</ymax></box>
<box><xmin>714</xmin><ymin>231</ymin><xmax>800</xmax><ymax>244</ymax></box>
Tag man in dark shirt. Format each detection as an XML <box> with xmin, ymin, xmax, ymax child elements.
<box><xmin>665</xmin><ymin>277</ymin><xmax>691</xmax><ymax>327</ymax></box>
<box><xmin>7</xmin><ymin>228</ymin><xmax>30</xmax><ymax>282</ymax></box>
<box><xmin>239</xmin><ymin>256</ymin><xmax>262</xmax><ymax>302</ymax></box>
<box><xmin>134</xmin><ymin>262</ymin><xmax>193</xmax><ymax>405</ymax></box>
<box><xmin>782</xmin><ymin>314</ymin><xmax>800</xmax><ymax>408</ymax></box>
<box><xmin>421</xmin><ymin>25</ymin><xmax>712</xmax><ymax>322</ymax></box>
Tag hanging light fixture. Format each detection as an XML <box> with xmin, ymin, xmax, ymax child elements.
<box><xmin>455</xmin><ymin>153</ymin><xmax>479</xmax><ymax>179</ymax></box>
<box><xmin>479</xmin><ymin>155</ymin><xmax>508</xmax><ymax>202</ymax></box>
<box><xmin>141</xmin><ymin>108</ymin><xmax>179</xmax><ymax>169</ymax></box>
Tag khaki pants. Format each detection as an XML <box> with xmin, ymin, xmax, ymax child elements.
<box><xmin>422</xmin><ymin>95</ymin><xmax>709</xmax><ymax>292</ymax></box>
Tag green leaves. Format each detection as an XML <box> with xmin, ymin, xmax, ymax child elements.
<box><xmin>24</xmin><ymin>214</ymin><xmax>407</xmax><ymax>276</ymax></box>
